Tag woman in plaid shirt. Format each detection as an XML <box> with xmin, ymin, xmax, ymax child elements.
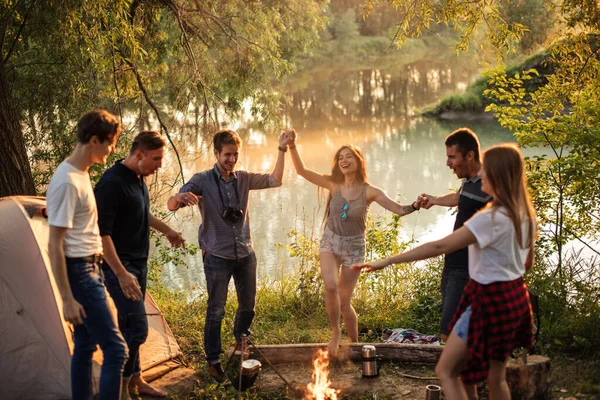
<box><xmin>353</xmin><ymin>143</ymin><xmax>537</xmax><ymax>400</ymax></box>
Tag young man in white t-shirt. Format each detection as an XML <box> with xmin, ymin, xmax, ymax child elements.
<box><xmin>47</xmin><ymin>109</ymin><xmax>128</xmax><ymax>400</ymax></box>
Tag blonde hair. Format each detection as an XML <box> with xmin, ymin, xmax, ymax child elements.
<box><xmin>482</xmin><ymin>143</ymin><xmax>537</xmax><ymax>252</ymax></box>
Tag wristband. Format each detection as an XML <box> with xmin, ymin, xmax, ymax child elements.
<box><xmin>288</xmin><ymin>143</ymin><xmax>296</xmax><ymax>150</ymax></box>
<box><xmin>410</xmin><ymin>201</ymin><xmax>418</xmax><ymax>211</ymax></box>
<box><xmin>278</xmin><ymin>145</ymin><xmax>287</xmax><ymax>152</ymax></box>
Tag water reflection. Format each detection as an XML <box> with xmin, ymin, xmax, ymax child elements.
<box><xmin>156</xmin><ymin>116</ymin><xmax>517</xmax><ymax>292</ymax></box>
<box><xmin>283</xmin><ymin>57</ymin><xmax>480</xmax><ymax>125</ymax></box>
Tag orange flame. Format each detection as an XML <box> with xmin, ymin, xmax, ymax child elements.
<box><xmin>306</xmin><ymin>349</ymin><xmax>340</xmax><ymax>400</ymax></box>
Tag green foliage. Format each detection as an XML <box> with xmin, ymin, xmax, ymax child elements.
<box><xmin>526</xmin><ymin>252</ymin><xmax>600</xmax><ymax>355</ymax></box>
<box><xmin>363</xmin><ymin>0</ymin><xmax>529</xmax><ymax>60</ymax></box>
<box><xmin>423</xmin><ymin>51</ymin><xmax>553</xmax><ymax>116</ymax></box>
<box><xmin>2</xmin><ymin>0</ymin><xmax>327</xmax><ymax>193</ymax></box>
<box><xmin>484</xmin><ymin>35</ymin><xmax>600</xmax><ymax>266</ymax></box>
<box><xmin>498</xmin><ymin>0</ymin><xmax>555</xmax><ymax>53</ymax></box>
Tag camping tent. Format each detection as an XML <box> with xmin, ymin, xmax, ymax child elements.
<box><xmin>0</xmin><ymin>196</ymin><xmax>183</xmax><ymax>399</ymax></box>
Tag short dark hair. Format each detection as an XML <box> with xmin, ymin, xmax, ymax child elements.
<box><xmin>76</xmin><ymin>109</ymin><xmax>122</xmax><ymax>144</ymax></box>
<box><xmin>445</xmin><ymin>127</ymin><xmax>481</xmax><ymax>161</ymax></box>
<box><xmin>130</xmin><ymin>131</ymin><xmax>166</xmax><ymax>154</ymax></box>
<box><xmin>213</xmin><ymin>130</ymin><xmax>241</xmax><ymax>152</ymax></box>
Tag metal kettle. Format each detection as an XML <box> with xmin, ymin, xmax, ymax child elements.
<box><xmin>361</xmin><ymin>345</ymin><xmax>380</xmax><ymax>378</ymax></box>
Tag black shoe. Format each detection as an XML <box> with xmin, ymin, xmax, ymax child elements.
<box><xmin>207</xmin><ymin>362</ymin><xmax>227</xmax><ymax>383</ymax></box>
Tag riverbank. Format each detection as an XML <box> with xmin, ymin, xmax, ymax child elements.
<box><xmin>421</xmin><ymin>51</ymin><xmax>553</xmax><ymax>118</ymax></box>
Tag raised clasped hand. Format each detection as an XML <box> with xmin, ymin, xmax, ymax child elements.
<box><xmin>284</xmin><ymin>128</ymin><xmax>296</xmax><ymax>145</ymax></box>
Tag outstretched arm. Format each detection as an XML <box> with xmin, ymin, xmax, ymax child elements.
<box><xmin>352</xmin><ymin>226</ymin><xmax>476</xmax><ymax>272</ymax></box>
<box><xmin>287</xmin><ymin>130</ymin><xmax>333</xmax><ymax>190</ymax></box>
<box><xmin>369</xmin><ymin>186</ymin><xmax>419</xmax><ymax>216</ymax></box>
<box><xmin>150</xmin><ymin>212</ymin><xmax>185</xmax><ymax>248</ymax></box>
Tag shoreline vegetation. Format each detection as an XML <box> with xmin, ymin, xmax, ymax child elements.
<box><xmin>420</xmin><ymin>52</ymin><xmax>553</xmax><ymax>118</ymax></box>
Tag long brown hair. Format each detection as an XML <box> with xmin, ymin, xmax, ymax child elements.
<box><xmin>482</xmin><ymin>143</ymin><xmax>537</xmax><ymax>252</ymax></box>
<box><xmin>321</xmin><ymin>145</ymin><xmax>369</xmax><ymax>225</ymax></box>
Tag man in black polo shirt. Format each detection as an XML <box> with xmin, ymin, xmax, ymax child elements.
<box><xmin>420</xmin><ymin>128</ymin><xmax>492</xmax><ymax>342</ymax></box>
<box><xmin>95</xmin><ymin>131</ymin><xmax>185</xmax><ymax>399</ymax></box>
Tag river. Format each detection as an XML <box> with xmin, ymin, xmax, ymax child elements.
<box><xmin>149</xmin><ymin>59</ymin><xmax>539</xmax><ymax>291</ymax></box>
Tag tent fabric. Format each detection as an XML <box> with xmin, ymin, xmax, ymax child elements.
<box><xmin>0</xmin><ymin>197</ymin><xmax>183</xmax><ymax>400</ymax></box>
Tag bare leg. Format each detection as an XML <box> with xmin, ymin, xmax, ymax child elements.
<box><xmin>129</xmin><ymin>375</ymin><xmax>167</xmax><ymax>398</ymax></box>
<box><xmin>487</xmin><ymin>359</ymin><xmax>510</xmax><ymax>400</ymax></box>
<box><xmin>320</xmin><ymin>252</ymin><xmax>341</xmax><ymax>356</ymax></box>
<box><xmin>435</xmin><ymin>330</ymin><xmax>470</xmax><ymax>400</ymax></box>
<box><xmin>338</xmin><ymin>267</ymin><xmax>361</xmax><ymax>342</ymax></box>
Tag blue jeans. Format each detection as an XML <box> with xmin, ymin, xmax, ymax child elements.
<box><xmin>103</xmin><ymin>259</ymin><xmax>148</xmax><ymax>378</ymax></box>
<box><xmin>203</xmin><ymin>253</ymin><xmax>257</xmax><ymax>363</ymax></box>
<box><xmin>440</xmin><ymin>266</ymin><xmax>469</xmax><ymax>336</ymax></box>
<box><xmin>66</xmin><ymin>260</ymin><xmax>128</xmax><ymax>400</ymax></box>
<box><xmin>453</xmin><ymin>305</ymin><xmax>472</xmax><ymax>341</ymax></box>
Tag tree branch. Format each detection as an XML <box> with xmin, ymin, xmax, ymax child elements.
<box><xmin>125</xmin><ymin>59</ymin><xmax>186</xmax><ymax>186</ymax></box>
<box><xmin>2</xmin><ymin>0</ymin><xmax>33</xmax><ymax>64</ymax></box>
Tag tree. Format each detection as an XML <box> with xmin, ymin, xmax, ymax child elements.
<box><xmin>365</xmin><ymin>0</ymin><xmax>600</xmax><ymax>267</ymax></box>
<box><xmin>0</xmin><ymin>0</ymin><xmax>326</xmax><ymax>197</ymax></box>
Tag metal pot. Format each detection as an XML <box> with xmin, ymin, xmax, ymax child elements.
<box><xmin>361</xmin><ymin>345</ymin><xmax>380</xmax><ymax>378</ymax></box>
<box><xmin>239</xmin><ymin>359</ymin><xmax>261</xmax><ymax>391</ymax></box>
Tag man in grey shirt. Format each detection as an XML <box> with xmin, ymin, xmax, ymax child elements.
<box><xmin>167</xmin><ymin>129</ymin><xmax>292</xmax><ymax>382</ymax></box>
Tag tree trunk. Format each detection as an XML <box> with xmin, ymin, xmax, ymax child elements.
<box><xmin>0</xmin><ymin>63</ymin><xmax>36</xmax><ymax>197</ymax></box>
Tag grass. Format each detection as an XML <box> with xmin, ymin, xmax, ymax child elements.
<box><xmin>148</xmin><ymin>216</ymin><xmax>600</xmax><ymax>399</ymax></box>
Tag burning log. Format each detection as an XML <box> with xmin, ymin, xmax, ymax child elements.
<box><xmin>305</xmin><ymin>349</ymin><xmax>340</xmax><ymax>400</ymax></box>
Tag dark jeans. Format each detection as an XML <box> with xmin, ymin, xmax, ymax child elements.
<box><xmin>203</xmin><ymin>253</ymin><xmax>257</xmax><ymax>363</ymax></box>
<box><xmin>66</xmin><ymin>260</ymin><xmax>128</xmax><ymax>400</ymax></box>
<box><xmin>440</xmin><ymin>266</ymin><xmax>470</xmax><ymax>336</ymax></box>
<box><xmin>103</xmin><ymin>259</ymin><xmax>148</xmax><ymax>378</ymax></box>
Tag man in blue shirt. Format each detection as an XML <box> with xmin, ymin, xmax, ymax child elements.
<box><xmin>167</xmin><ymin>129</ymin><xmax>292</xmax><ymax>382</ymax></box>
<box><xmin>95</xmin><ymin>131</ymin><xmax>185</xmax><ymax>398</ymax></box>
<box><xmin>420</xmin><ymin>128</ymin><xmax>492</xmax><ymax>342</ymax></box>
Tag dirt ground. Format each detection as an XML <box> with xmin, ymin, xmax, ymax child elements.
<box><xmin>254</xmin><ymin>360</ymin><xmax>440</xmax><ymax>399</ymax></box>
<box><xmin>138</xmin><ymin>361</ymin><xmax>441</xmax><ymax>399</ymax></box>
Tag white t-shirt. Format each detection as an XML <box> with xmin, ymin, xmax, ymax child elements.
<box><xmin>464</xmin><ymin>206</ymin><xmax>533</xmax><ymax>284</ymax></box>
<box><xmin>46</xmin><ymin>160</ymin><xmax>102</xmax><ymax>257</ymax></box>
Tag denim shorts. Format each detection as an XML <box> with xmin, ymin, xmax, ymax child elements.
<box><xmin>319</xmin><ymin>228</ymin><xmax>365</xmax><ymax>267</ymax></box>
<box><xmin>453</xmin><ymin>305</ymin><xmax>472</xmax><ymax>341</ymax></box>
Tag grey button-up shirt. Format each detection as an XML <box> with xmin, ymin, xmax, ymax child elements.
<box><xmin>179</xmin><ymin>164</ymin><xmax>281</xmax><ymax>259</ymax></box>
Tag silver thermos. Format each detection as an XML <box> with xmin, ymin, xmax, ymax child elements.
<box><xmin>361</xmin><ymin>345</ymin><xmax>379</xmax><ymax>378</ymax></box>
<box><xmin>425</xmin><ymin>384</ymin><xmax>441</xmax><ymax>400</ymax></box>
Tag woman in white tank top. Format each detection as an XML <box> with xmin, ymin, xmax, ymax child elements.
<box><xmin>285</xmin><ymin>130</ymin><xmax>422</xmax><ymax>356</ymax></box>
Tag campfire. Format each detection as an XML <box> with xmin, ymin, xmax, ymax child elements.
<box><xmin>305</xmin><ymin>349</ymin><xmax>340</xmax><ymax>400</ymax></box>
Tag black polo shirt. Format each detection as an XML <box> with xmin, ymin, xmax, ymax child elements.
<box><xmin>94</xmin><ymin>160</ymin><xmax>150</xmax><ymax>260</ymax></box>
<box><xmin>445</xmin><ymin>175</ymin><xmax>492</xmax><ymax>270</ymax></box>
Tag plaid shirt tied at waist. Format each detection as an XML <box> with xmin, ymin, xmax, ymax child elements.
<box><xmin>449</xmin><ymin>277</ymin><xmax>533</xmax><ymax>384</ymax></box>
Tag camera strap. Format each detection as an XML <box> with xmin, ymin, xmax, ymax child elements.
<box><xmin>212</xmin><ymin>169</ymin><xmax>241</xmax><ymax>212</ymax></box>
